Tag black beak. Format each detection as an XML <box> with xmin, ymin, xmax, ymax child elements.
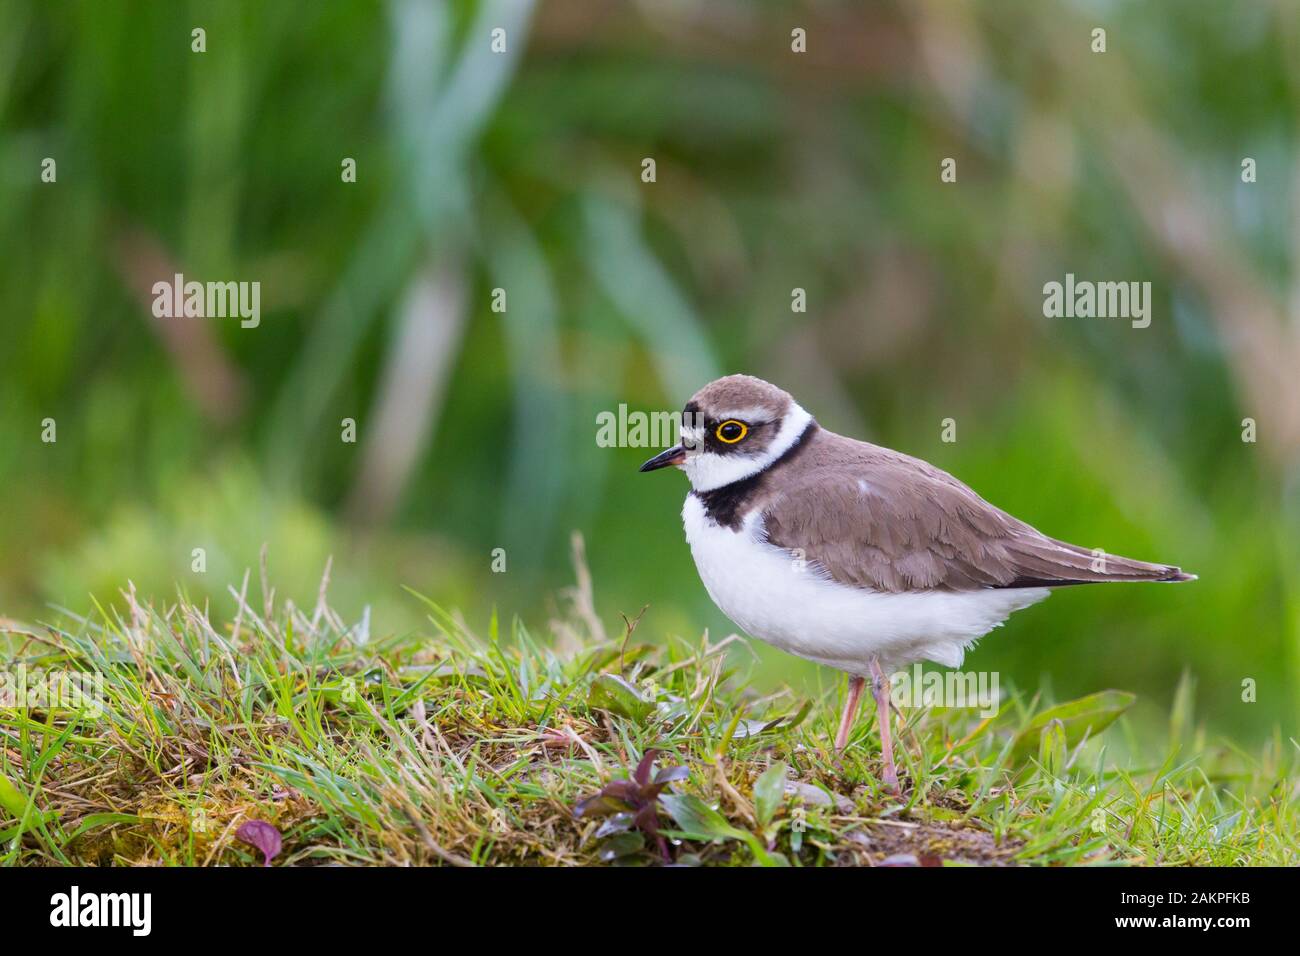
<box><xmin>639</xmin><ymin>444</ymin><xmax>687</xmax><ymax>472</ymax></box>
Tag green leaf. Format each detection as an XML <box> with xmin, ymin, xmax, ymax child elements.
<box><xmin>782</xmin><ymin>699</ymin><xmax>814</xmax><ymax>730</ymax></box>
<box><xmin>0</xmin><ymin>773</ymin><xmax>58</xmax><ymax>839</ymax></box>
<box><xmin>0</xmin><ymin>774</ymin><xmax>28</xmax><ymax>819</ymax></box>
<box><xmin>587</xmin><ymin>674</ymin><xmax>654</xmax><ymax>721</ymax></box>
<box><xmin>753</xmin><ymin>763</ymin><xmax>787</xmax><ymax>827</ymax></box>
<box><xmin>660</xmin><ymin>793</ymin><xmax>781</xmax><ymax>866</ymax></box>
<box><xmin>64</xmin><ymin>813</ymin><xmax>143</xmax><ymax>844</ymax></box>
<box><xmin>660</xmin><ymin>793</ymin><xmax>748</xmax><ymax>843</ymax></box>
<box><xmin>1038</xmin><ymin>718</ymin><xmax>1068</xmax><ymax>777</ymax></box>
<box><xmin>598</xmin><ymin>831</ymin><xmax>645</xmax><ymax>862</ymax></box>
<box><xmin>1012</xmin><ymin>690</ymin><xmax>1135</xmax><ymax>760</ymax></box>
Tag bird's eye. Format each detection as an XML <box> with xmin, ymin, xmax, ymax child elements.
<box><xmin>716</xmin><ymin>420</ymin><xmax>748</xmax><ymax>444</ymax></box>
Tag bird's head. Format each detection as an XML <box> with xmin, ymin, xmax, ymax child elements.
<box><xmin>639</xmin><ymin>374</ymin><xmax>813</xmax><ymax>491</ymax></box>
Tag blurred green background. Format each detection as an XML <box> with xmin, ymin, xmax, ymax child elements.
<box><xmin>2</xmin><ymin>0</ymin><xmax>1297</xmax><ymax>741</ymax></box>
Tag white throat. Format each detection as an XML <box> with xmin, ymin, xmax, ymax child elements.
<box><xmin>683</xmin><ymin>403</ymin><xmax>813</xmax><ymax>492</ymax></box>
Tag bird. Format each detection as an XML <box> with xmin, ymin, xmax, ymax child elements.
<box><xmin>639</xmin><ymin>374</ymin><xmax>1194</xmax><ymax>791</ymax></box>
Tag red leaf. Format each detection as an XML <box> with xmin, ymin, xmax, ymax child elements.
<box><xmin>236</xmin><ymin>819</ymin><xmax>283</xmax><ymax>867</ymax></box>
<box><xmin>633</xmin><ymin>749</ymin><xmax>659</xmax><ymax>787</ymax></box>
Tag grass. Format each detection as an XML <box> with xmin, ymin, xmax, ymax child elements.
<box><xmin>0</xmin><ymin>543</ymin><xmax>1296</xmax><ymax>867</ymax></box>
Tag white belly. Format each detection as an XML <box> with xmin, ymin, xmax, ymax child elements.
<box><xmin>681</xmin><ymin>495</ymin><xmax>1049</xmax><ymax>674</ymax></box>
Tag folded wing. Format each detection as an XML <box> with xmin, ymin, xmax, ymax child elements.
<box><xmin>760</xmin><ymin>452</ymin><xmax>1192</xmax><ymax>592</ymax></box>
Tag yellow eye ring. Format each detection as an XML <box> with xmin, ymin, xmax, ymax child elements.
<box><xmin>716</xmin><ymin>420</ymin><xmax>748</xmax><ymax>444</ymax></box>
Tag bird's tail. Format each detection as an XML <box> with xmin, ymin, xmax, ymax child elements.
<box><xmin>998</xmin><ymin>533</ymin><xmax>1196</xmax><ymax>588</ymax></box>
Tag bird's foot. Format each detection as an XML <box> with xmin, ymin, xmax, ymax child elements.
<box><xmin>833</xmin><ymin>675</ymin><xmax>866</xmax><ymax>753</ymax></box>
<box><xmin>868</xmin><ymin>656</ymin><xmax>900</xmax><ymax>794</ymax></box>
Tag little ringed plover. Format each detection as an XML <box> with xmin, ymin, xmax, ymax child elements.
<box><xmin>639</xmin><ymin>374</ymin><xmax>1194</xmax><ymax>790</ymax></box>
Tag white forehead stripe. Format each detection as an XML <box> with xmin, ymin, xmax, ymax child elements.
<box><xmin>714</xmin><ymin>406</ymin><xmax>776</xmax><ymax>423</ymax></box>
<box><xmin>684</xmin><ymin>402</ymin><xmax>812</xmax><ymax>493</ymax></box>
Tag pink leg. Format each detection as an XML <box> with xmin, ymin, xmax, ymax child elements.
<box><xmin>868</xmin><ymin>658</ymin><xmax>899</xmax><ymax>792</ymax></box>
<box><xmin>834</xmin><ymin>675</ymin><xmax>866</xmax><ymax>751</ymax></box>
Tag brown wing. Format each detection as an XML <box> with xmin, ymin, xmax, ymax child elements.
<box><xmin>759</xmin><ymin>446</ymin><xmax>1191</xmax><ymax>593</ymax></box>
